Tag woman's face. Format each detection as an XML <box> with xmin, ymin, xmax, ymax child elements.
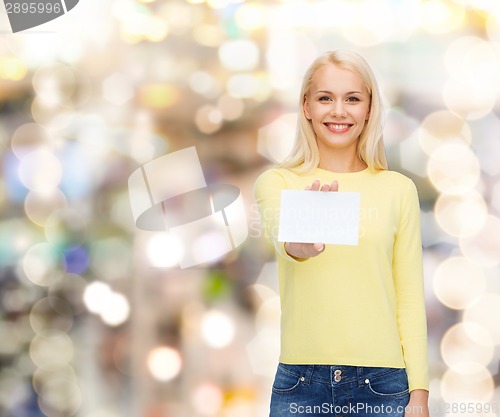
<box><xmin>303</xmin><ymin>63</ymin><xmax>370</xmax><ymax>158</ymax></box>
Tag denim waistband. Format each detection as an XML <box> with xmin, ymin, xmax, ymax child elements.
<box><xmin>278</xmin><ymin>363</ymin><xmax>406</xmax><ymax>387</ymax></box>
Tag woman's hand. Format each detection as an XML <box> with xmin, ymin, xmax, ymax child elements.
<box><xmin>404</xmin><ymin>389</ymin><xmax>429</xmax><ymax>417</ymax></box>
<box><xmin>284</xmin><ymin>179</ymin><xmax>338</xmax><ymax>260</ymax></box>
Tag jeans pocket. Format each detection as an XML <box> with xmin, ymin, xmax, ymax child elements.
<box><xmin>365</xmin><ymin>368</ymin><xmax>409</xmax><ymax>398</ymax></box>
<box><xmin>271</xmin><ymin>364</ymin><xmax>304</xmax><ymax>394</ymax></box>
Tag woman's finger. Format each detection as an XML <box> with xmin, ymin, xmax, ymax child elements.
<box><xmin>310</xmin><ymin>180</ymin><xmax>320</xmax><ymax>191</ymax></box>
<box><xmin>312</xmin><ymin>243</ymin><xmax>325</xmax><ymax>253</ymax></box>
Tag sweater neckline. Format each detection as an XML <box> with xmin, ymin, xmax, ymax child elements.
<box><xmin>313</xmin><ymin>166</ymin><xmax>371</xmax><ymax>177</ymax></box>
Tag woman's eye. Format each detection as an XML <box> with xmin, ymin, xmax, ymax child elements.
<box><xmin>346</xmin><ymin>97</ymin><xmax>360</xmax><ymax>102</ymax></box>
<box><xmin>318</xmin><ymin>96</ymin><xmax>331</xmax><ymax>101</ymax></box>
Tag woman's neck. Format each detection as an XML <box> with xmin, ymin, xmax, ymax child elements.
<box><xmin>318</xmin><ymin>154</ymin><xmax>367</xmax><ymax>173</ymax></box>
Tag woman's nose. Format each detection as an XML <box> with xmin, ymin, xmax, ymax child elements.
<box><xmin>331</xmin><ymin>102</ymin><xmax>346</xmax><ymax>118</ymax></box>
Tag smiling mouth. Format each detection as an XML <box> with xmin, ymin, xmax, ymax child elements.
<box><xmin>324</xmin><ymin>123</ymin><xmax>353</xmax><ymax>132</ymax></box>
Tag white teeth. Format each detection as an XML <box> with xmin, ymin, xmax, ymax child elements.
<box><xmin>327</xmin><ymin>124</ymin><xmax>349</xmax><ymax>130</ymax></box>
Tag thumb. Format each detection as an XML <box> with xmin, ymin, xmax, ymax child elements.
<box><xmin>313</xmin><ymin>243</ymin><xmax>325</xmax><ymax>253</ymax></box>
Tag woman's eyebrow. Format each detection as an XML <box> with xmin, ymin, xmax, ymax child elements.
<box><xmin>314</xmin><ymin>90</ymin><xmax>365</xmax><ymax>95</ymax></box>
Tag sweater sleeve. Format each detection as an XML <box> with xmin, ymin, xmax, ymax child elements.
<box><xmin>254</xmin><ymin>169</ymin><xmax>304</xmax><ymax>263</ymax></box>
<box><xmin>393</xmin><ymin>180</ymin><xmax>429</xmax><ymax>392</ymax></box>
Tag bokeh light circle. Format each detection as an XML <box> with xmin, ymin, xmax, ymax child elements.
<box><xmin>32</xmin><ymin>64</ymin><xmax>81</xmax><ymax>107</ymax></box>
<box><xmin>82</xmin><ymin>282</ymin><xmax>131</xmax><ymax>326</ymax></box>
<box><xmin>445</xmin><ymin>36</ymin><xmax>500</xmax><ymax>87</ymax></box>
<box><xmin>32</xmin><ymin>364</ymin><xmax>77</xmax><ymax>395</ymax></box>
<box><xmin>257</xmin><ymin>113</ymin><xmax>297</xmax><ymax>163</ymax></box>
<box><xmin>0</xmin><ymin>56</ymin><xmax>27</xmax><ymax>80</ymax></box>
<box><xmin>48</xmin><ymin>273</ymin><xmax>88</xmax><ymax>315</ymax></box>
<box><xmin>339</xmin><ymin>1</ymin><xmax>393</xmax><ymax>47</ymax></box>
<box><xmin>255</xmin><ymin>296</ymin><xmax>281</xmax><ymax>333</ymax></box>
<box><xmin>44</xmin><ymin>208</ymin><xmax>88</xmax><ymax>246</ymax></box>
<box><xmin>22</xmin><ymin>243</ymin><xmax>59</xmax><ymax>287</ymax></box>
<box><xmin>18</xmin><ymin>149</ymin><xmax>63</xmax><ymax>193</ymax></box>
<box><xmin>383</xmin><ymin>108</ymin><xmax>419</xmax><ymax>147</ymax></box>
<box><xmin>147</xmin><ymin>346</ymin><xmax>182</xmax><ymax>382</ymax></box>
<box><xmin>11</xmin><ymin>123</ymin><xmax>52</xmax><ymax>158</ymax></box>
<box><xmin>427</xmin><ymin>142</ymin><xmax>480</xmax><ymax>195</ymax></box>
<box><xmin>191</xmin><ymin>382</ymin><xmax>224</xmax><ymax>416</ymax></box>
<box><xmin>463</xmin><ymin>293</ymin><xmax>500</xmax><ymax>344</ymax></box>
<box><xmin>201</xmin><ymin>310</ymin><xmax>235</xmax><ymax>348</ymax></box>
<box><xmin>0</xmin><ymin>320</ymin><xmax>25</xmax><ymax>355</ymax></box>
<box><xmin>441</xmin><ymin>364</ymin><xmax>494</xmax><ymax>403</ymax></box>
<box><xmin>33</xmin><ymin>365</ymin><xmax>81</xmax><ymax>416</ymax></box>
<box><xmin>192</xmin><ymin>24</ymin><xmax>225</xmax><ymax>47</ymax></box>
<box><xmin>443</xmin><ymin>37</ymin><xmax>500</xmax><ymax>119</ymax></box>
<box><xmin>440</xmin><ymin>322</ymin><xmax>493</xmax><ymax>370</ymax></box>
<box><xmin>83</xmin><ymin>281</ymin><xmax>112</xmax><ymax>314</ymax></box>
<box><xmin>195</xmin><ymin>105</ymin><xmax>223</xmax><ymax>134</ymax></box>
<box><xmin>434</xmin><ymin>191</ymin><xmax>488</xmax><ymax>238</ymax></box>
<box><xmin>444</xmin><ymin>36</ymin><xmax>484</xmax><ymax>75</ymax></box>
<box><xmin>463</xmin><ymin>321</ymin><xmax>495</xmax><ymax>348</ymax></box>
<box><xmin>433</xmin><ymin>256</ymin><xmax>486</xmax><ymax>310</ymax></box>
<box><xmin>62</xmin><ymin>245</ymin><xmax>90</xmax><ymax>275</ymax></box>
<box><xmin>218</xmin><ymin>40</ymin><xmax>259</xmax><ymax>71</ymax></box>
<box><xmin>486</xmin><ymin>12</ymin><xmax>500</xmax><ymax>44</ymax></box>
<box><xmin>459</xmin><ymin>215</ymin><xmax>500</xmax><ymax>267</ymax></box>
<box><xmin>24</xmin><ymin>189</ymin><xmax>68</xmax><ymax>227</ymax></box>
<box><xmin>217</xmin><ymin>95</ymin><xmax>245</xmax><ymax>121</ymax></box>
<box><xmin>235</xmin><ymin>2</ymin><xmax>267</xmax><ymax>30</ymax></box>
<box><xmin>227</xmin><ymin>73</ymin><xmax>264</xmax><ymax>99</ymax></box>
<box><xmin>99</xmin><ymin>292</ymin><xmax>130</xmax><ymax>327</ymax></box>
<box><xmin>193</xmin><ymin>231</ymin><xmax>229</xmax><ymax>266</ymax></box>
<box><xmin>418</xmin><ymin>110</ymin><xmax>471</xmax><ymax>156</ymax></box>
<box><xmin>443</xmin><ymin>76</ymin><xmax>496</xmax><ymax>120</ymax></box>
<box><xmin>30</xmin><ymin>297</ymin><xmax>74</xmax><ymax>335</ymax></box>
<box><xmin>90</xmin><ymin>238</ymin><xmax>133</xmax><ymax>280</ymax></box>
<box><xmin>189</xmin><ymin>71</ymin><xmax>217</xmax><ymax>96</ymax></box>
<box><xmin>30</xmin><ymin>331</ymin><xmax>74</xmax><ymax>369</ymax></box>
<box><xmin>146</xmin><ymin>233</ymin><xmax>184</xmax><ymax>268</ymax></box>
<box><xmin>420</xmin><ymin>0</ymin><xmax>465</xmax><ymax>34</ymax></box>
<box><xmin>31</xmin><ymin>98</ymin><xmax>75</xmax><ymax>128</ymax></box>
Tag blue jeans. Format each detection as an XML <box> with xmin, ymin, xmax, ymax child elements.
<box><xmin>270</xmin><ymin>364</ymin><xmax>410</xmax><ymax>417</ymax></box>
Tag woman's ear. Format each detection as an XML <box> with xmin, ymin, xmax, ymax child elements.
<box><xmin>303</xmin><ymin>96</ymin><xmax>311</xmax><ymax>120</ymax></box>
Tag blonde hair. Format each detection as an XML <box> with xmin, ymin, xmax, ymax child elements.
<box><xmin>280</xmin><ymin>50</ymin><xmax>388</xmax><ymax>173</ymax></box>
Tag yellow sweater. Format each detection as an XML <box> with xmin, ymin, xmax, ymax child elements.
<box><xmin>254</xmin><ymin>166</ymin><xmax>429</xmax><ymax>391</ymax></box>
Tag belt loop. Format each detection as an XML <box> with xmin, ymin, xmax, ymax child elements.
<box><xmin>303</xmin><ymin>365</ymin><xmax>314</xmax><ymax>384</ymax></box>
<box><xmin>357</xmin><ymin>367</ymin><xmax>364</xmax><ymax>386</ymax></box>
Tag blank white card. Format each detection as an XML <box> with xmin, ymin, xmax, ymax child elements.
<box><xmin>278</xmin><ymin>190</ymin><xmax>361</xmax><ymax>246</ymax></box>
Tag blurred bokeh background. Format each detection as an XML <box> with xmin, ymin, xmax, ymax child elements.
<box><xmin>2</xmin><ymin>0</ymin><xmax>500</xmax><ymax>416</ymax></box>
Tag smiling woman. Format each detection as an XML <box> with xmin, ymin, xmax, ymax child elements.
<box><xmin>254</xmin><ymin>50</ymin><xmax>429</xmax><ymax>417</ymax></box>
<box><xmin>302</xmin><ymin>64</ymin><xmax>371</xmax><ymax>172</ymax></box>
<box><xmin>280</xmin><ymin>50</ymin><xmax>386</xmax><ymax>175</ymax></box>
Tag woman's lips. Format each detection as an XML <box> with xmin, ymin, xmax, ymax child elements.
<box><xmin>324</xmin><ymin>122</ymin><xmax>353</xmax><ymax>134</ymax></box>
